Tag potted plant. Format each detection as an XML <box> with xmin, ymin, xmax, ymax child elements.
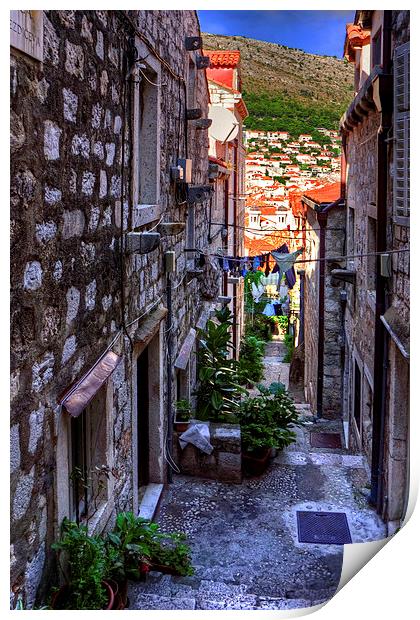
<box><xmin>51</xmin><ymin>518</ymin><xmax>114</xmax><ymax>610</ymax></box>
<box><xmin>105</xmin><ymin>512</ymin><xmax>194</xmax><ymax>592</ymax></box>
<box><xmin>148</xmin><ymin>531</ymin><xmax>194</xmax><ymax>576</ymax></box>
<box><xmin>174</xmin><ymin>399</ymin><xmax>192</xmax><ymax>432</ymax></box>
<box><xmin>239</xmin><ymin>382</ymin><xmax>300</xmax><ymax>476</ymax></box>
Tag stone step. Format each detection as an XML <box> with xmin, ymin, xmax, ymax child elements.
<box><xmin>127</xmin><ymin>576</ymin><xmax>323</xmax><ymax>610</ymax></box>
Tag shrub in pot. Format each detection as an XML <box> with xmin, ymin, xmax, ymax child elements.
<box><xmin>105</xmin><ymin>512</ymin><xmax>194</xmax><ymax>582</ymax></box>
<box><xmin>51</xmin><ymin>518</ymin><xmax>114</xmax><ymax>610</ymax></box>
<box><xmin>174</xmin><ymin>399</ymin><xmax>192</xmax><ymax>432</ymax></box>
<box><xmin>239</xmin><ymin>382</ymin><xmax>300</xmax><ymax>476</ymax></box>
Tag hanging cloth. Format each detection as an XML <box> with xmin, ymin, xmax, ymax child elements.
<box><xmin>262</xmin><ymin>302</ymin><xmax>276</xmax><ymax>316</ymax></box>
<box><xmin>271</xmin><ymin>246</ymin><xmax>303</xmax><ymax>288</ymax></box>
<box><xmin>253</xmin><ymin>255</ymin><xmax>261</xmax><ymax>269</ymax></box>
<box><xmin>251</xmin><ymin>281</ymin><xmax>265</xmax><ymax>303</ymax></box>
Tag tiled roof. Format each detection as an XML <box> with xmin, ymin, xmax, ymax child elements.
<box><xmin>205</xmin><ymin>50</ymin><xmax>241</xmax><ymax>67</ymax></box>
<box><xmin>302</xmin><ymin>181</ymin><xmax>341</xmax><ymax>205</ymax></box>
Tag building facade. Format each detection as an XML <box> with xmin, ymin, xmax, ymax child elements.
<box><xmin>298</xmin><ymin>183</ymin><xmax>346</xmax><ymax>419</ymax></box>
<box><xmin>10</xmin><ymin>9</ymin><xmax>226</xmax><ymax>607</ymax></box>
<box><xmin>341</xmin><ymin>10</ymin><xmax>410</xmax><ymax>528</ymax></box>
<box><xmin>205</xmin><ymin>49</ymin><xmax>248</xmax><ymax>356</ymax></box>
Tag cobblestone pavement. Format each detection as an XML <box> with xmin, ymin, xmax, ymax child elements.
<box><xmin>128</xmin><ymin>337</ymin><xmax>386</xmax><ymax>611</ymax></box>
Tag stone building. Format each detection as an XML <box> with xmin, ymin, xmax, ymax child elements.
<box><xmin>205</xmin><ymin>50</ymin><xmax>248</xmax><ymax>356</ymax></box>
<box><xmin>297</xmin><ymin>182</ymin><xmax>346</xmax><ymax>419</ymax></box>
<box><xmin>10</xmin><ymin>9</ymin><xmax>228</xmax><ymax>607</ymax></box>
<box><xmin>339</xmin><ymin>10</ymin><xmax>410</xmax><ymax>528</ymax></box>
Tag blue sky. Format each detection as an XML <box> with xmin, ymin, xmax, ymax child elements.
<box><xmin>198</xmin><ymin>10</ymin><xmax>355</xmax><ymax>58</ymax></box>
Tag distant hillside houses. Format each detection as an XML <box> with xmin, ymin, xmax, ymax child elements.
<box><xmin>243</xmin><ymin>127</ymin><xmax>341</xmax><ymax>257</ymax></box>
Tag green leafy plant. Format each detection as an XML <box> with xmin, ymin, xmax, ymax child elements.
<box><xmin>195</xmin><ymin>307</ymin><xmax>247</xmax><ymax>422</ymax></box>
<box><xmin>245</xmin><ymin>314</ymin><xmax>273</xmax><ymax>342</ymax></box>
<box><xmin>238</xmin><ymin>335</ymin><xmax>265</xmax><ymax>385</ymax></box>
<box><xmin>238</xmin><ymin>382</ymin><xmax>300</xmax><ymax>454</ymax></box>
<box><xmin>51</xmin><ymin>518</ymin><xmax>109</xmax><ymax>610</ymax></box>
<box><xmin>175</xmin><ymin>399</ymin><xmax>192</xmax><ymax>422</ymax></box>
<box><xmin>105</xmin><ymin>512</ymin><xmax>194</xmax><ymax>579</ymax></box>
<box><xmin>272</xmin><ymin>315</ymin><xmax>288</xmax><ymax>334</ymax></box>
<box><xmin>283</xmin><ymin>333</ymin><xmax>294</xmax><ymax>363</ymax></box>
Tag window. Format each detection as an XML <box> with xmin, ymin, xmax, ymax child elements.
<box><xmin>371</xmin><ymin>27</ymin><xmax>382</xmax><ymax>69</ymax></box>
<box><xmin>393</xmin><ymin>42</ymin><xmax>410</xmax><ymax>223</ymax></box>
<box><xmin>132</xmin><ymin>40</ymin><xmax>161</xmax><ymax>227</ymax></box>
<box><xmin>69</xmin><ymin>385</ymin><xmax>109</xmax><ymax>524</ymax></box>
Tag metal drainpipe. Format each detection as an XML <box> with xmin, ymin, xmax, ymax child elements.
<box><xmin>369</xmin><ymin>10</ymin><xmax>393</xmax><ymax>512</ymax></box>
<box><xmin>297</xmin><ymin>270</ymin><xmax>305</xmax><ymax>345</ymax></box>
<box><xmin>316</xmin><ymin>213</ymin><xmax>327</xmax><ymax>419</ymax></box>
<box><xmin>223</xmin><ymin>175</ymin><xmax>229</xmax><ymax>297</ymax></box>
<box><xmin>233</xmin><ymin>141</ymin><xmax>238</xmax><ymax>358</ymax></box>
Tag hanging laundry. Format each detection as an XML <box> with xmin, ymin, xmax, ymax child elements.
<box><xmin>271</xmin><ymin>247</ymin><xmax>303</xmax><ymax>286</ymax></box>
<box><xmin>251</xmin><ymin>281</ymin><xmax>265</xmax><ymax>303</ymax></box>
<box><xmin>261</xmin><ymin>272</ymin><xmax>279</xmax><ymax>287</ymax></box>
<box><xmin>223</xmin><ymin>257</ymin><xmax>229</xmax><ymax>272</ymax></box>
<box><xmin>253</xmin><ymin>255</ymin><xmax>261</xmax><ymax>269</ymax></box>
<box><xmin>274</xmin><ymin>303</ymin><xmax>283</xmax><ymax>316</ymax></box>
<box><xmin>262</xmin><ymin>302</ymin><xmax>276</xmax><ymax>316</ymax></box>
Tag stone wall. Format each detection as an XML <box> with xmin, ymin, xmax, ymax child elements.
<box><xmin>10</xmin><ymin>9</ymin><xmax>213</xmax><ymax>608</ymax></box>
<box><xmin>344</xmin><ymin>110</ymin><xmax>380</xmax><ymax>455</ymax></box>
<box><xmin>173</xmin><ymin>423</ymin><xmax>242</xmax><ymax>484</ymax></box>
<box><xmin>343</xmin><ymin>11</ymin><xmax>410</xmax><ymax>521</ymax></box>
<box><xmin>302</xmin><ymin>204</ymin><xmax>345</xmax><ymax>419</ymax></box>
<box><xmin>302</xmin><ymin>207</ymin><xmax>320</xmax><ymax>414</ymax></box>
<box><xmin>323</xmin><ymin>208</ymin><xmax>346</xmax><ymax>418</ymax></box>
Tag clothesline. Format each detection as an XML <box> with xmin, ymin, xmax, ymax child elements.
<box><xmin>186</xmin><ymin>247</ymin><xmax>409</xmax><ymax>265</ymax></box>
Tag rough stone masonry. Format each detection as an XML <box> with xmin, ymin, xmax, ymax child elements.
<box><xmin>10</xmin><ymin>10</ymin><xmax>213</xmax><ymax>607</ymax></box>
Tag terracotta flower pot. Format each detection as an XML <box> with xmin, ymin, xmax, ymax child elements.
<box><xmin>242</xmin><ymin>447</ymin><xmax>271</xmax><ymax>477</ymax></box>
<box><xmin>50</xmin><ymin>580</ymin><xmax>115</xmax><ymax>610</ymax></box>
<box><xmin>149</xmin><ymin>562</ymin><xmax>183</xmax><ymax>576</ymax></box>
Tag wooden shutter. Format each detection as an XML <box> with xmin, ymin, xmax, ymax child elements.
<box><xmin>393</xmin><ymin>42</ymin><xmax>410</xmax><ymax>221</ymax></box>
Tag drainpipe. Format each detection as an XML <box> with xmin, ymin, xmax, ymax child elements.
<box><xmin>369</xmin><ymin>10</ymin><xmax>393</xmax><ymax>512</ymax></box>
<box><xmin>232</xmin><ymin>141</ymin><xmax>238</xmax><ymax>358</ymax></box>
<box><xmin>297</xmin><ymin>270</ymin><xmax>305</xmax><ymax>345</ymax></box>
<box><xmin>316</xmin><ymin>213</ymin><xmax>327</xmax><ymax>419</ymax></box>
<box><xmin>223</xmin><ymin>175</ymin><xmax>229</xmax><ymax>297</ymax></box>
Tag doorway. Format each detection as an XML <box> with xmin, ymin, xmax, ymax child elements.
<box><xmin>137</xmin><ymin>346</ymin><xmax>149</xmax><ymax>488</ymax></box>
<box><xmin>354</xmin><ymin>360</ymin><xmax>362</xmax><ymax>435</ymax></box>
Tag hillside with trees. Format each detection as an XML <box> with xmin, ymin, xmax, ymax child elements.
<box><xmin>203</xmin><ymin>33</ymin><xmax>353</xmax><ymax>137</ymax></box>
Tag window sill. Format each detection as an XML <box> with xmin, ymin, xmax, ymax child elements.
<box><xmin>132</xmin><ymin>203</ymin><xmax>162</xmax><ymax>228</ymax></box>
<box><xmin>393</xmin><ymin>215</ymin><xmax>410</xmax><ymax>227</ymax></box>
<box><xmin>82</xmin><ymin>500</ymin><xmax>114</xmax><ymax>537</ymax></box>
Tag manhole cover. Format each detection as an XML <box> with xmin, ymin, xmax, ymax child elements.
<box><xmin>296</xmin><ymin>511</ymin><xmax>352</xmax><ymax>544</ymax></box>
<box><xmin>310</xmin><ymin>432</ymin><xmax>342</xmax><ymax>448</ymax></box>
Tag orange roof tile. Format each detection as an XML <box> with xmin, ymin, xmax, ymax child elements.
<box><xmin>302</xmin><ymin>182</ymin><xmax>341</xmax><ymax>205</ymax></box>
<box><xmin>205</xmin><ymin>50</ymin><xmax>241</xmax><ymax>67</ymax></box>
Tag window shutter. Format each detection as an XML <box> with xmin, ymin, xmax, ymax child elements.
<box><xmin>393</xmin><ymin>42</ymin><xmax>410</xmax><ymax>220</ymax></box>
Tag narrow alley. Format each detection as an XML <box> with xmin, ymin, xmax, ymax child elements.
<box><xmin>128</xmin><ymin>338</ymin><xmax>385</xmax><ymax>610</ymax></box>
<box><xmin>10</xmin><ymin>9</ymin><xmax>410</xmax><ymax>611</ymax></box>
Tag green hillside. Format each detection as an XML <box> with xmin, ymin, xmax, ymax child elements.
<box><xmin>203</xmin><ymin>33</ymin><xmax>354</xmax><ymax>138</ymax></box>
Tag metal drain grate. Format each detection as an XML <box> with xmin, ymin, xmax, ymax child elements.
<box><xmin>310</xmin><ymin>432</ymin><xmax>342</xmax><ymax>449</ymax></box>
<box><xmin>296</xmin><ymin>511</ymin><xmax>352</xmax><ymax>544</ymax></box>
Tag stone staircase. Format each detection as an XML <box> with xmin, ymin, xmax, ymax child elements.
<box><xmin>127</xmin><ymin>570</ymin><xmax>331</xmax><ymax>610</ymax></box>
